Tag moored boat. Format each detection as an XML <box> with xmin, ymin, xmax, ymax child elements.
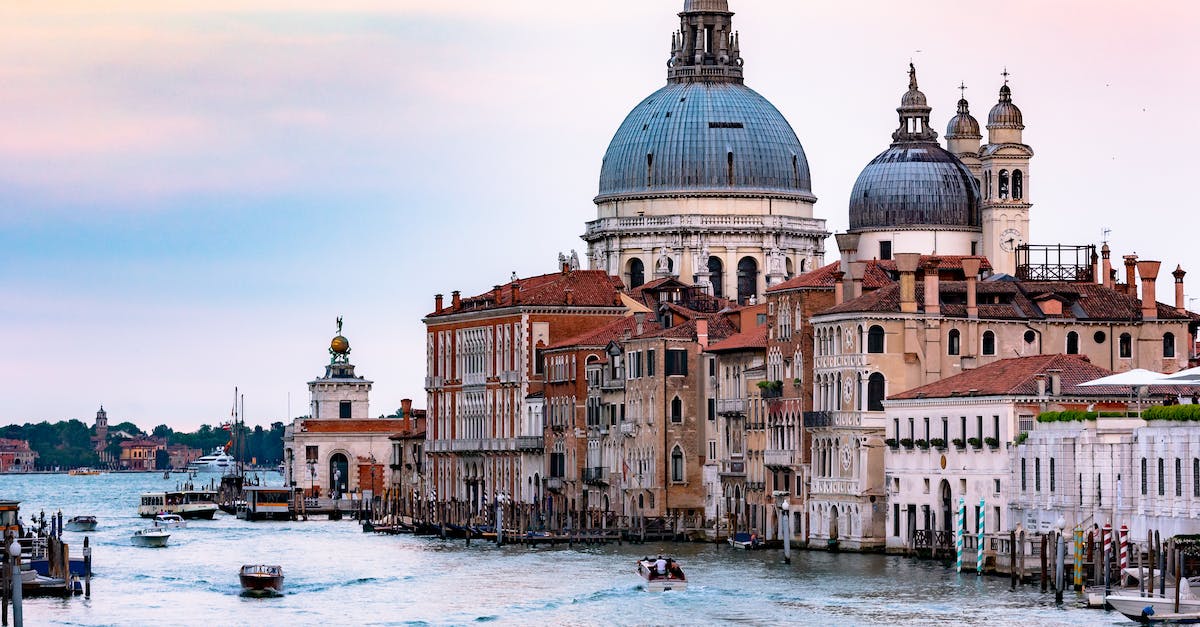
<box><xmin>131</xmin><ymin>528</ymin><xmax>170</xmax><ymax>548</ymax></box>
<box><xmin>239</xmin><ymin>564</ymin><xmax>284</xmax><ymax>595</ymax></box>
<box><xmin>64</xmin><ymin>515</ymin><xmax>98</xmax><ymax>532</ymax></box>
<box><xmin>636</xmin><ymin>556</ymin><xmax>687</xmax><ymax>592</ymax></box>
<box><xmin>137</xmin><ymin>490</ymin><xmax>219</xmax><ymax>519</ymax></box>
<box><xmin>187</xmin><ymin>447</ymin><xmax>237</xmax><ymax>473</ymax></box>
<box><xmin>728</xmin><ymin>532</ymin><xmax>764</xmax><ymax>550</ymax></box>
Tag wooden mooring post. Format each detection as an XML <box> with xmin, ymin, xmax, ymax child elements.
<box><xmin>1010</xmin><ymin>530</ymin><xmax>1017</xmax><ymax>589</ymax></box>
<box><xmin>1039</xmin><ymin>533</ymin><xmax>1048</xmax><ymax>593</ymax></box>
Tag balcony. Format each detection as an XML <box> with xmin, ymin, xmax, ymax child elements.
<box><xmin>719</xmin><ymin>461</ymin><xmax>746</xmax><ymax>478</ymax></box>
<box><xmin>546</xmin><ymin>477</ymin><xmax>564</xmax><ymax>492</ymax></box>
<box><xmin>716</xmin><ymin>398</ymin><xmax>745</xmax><ymax>415</ymax></box>
<box><xmin>515</xmin><ymin>436</ymin><xmax>544</xmax><ymax>451</ymax></box>
<box><xmin>583</xmin><ymin>467</ymin><xmax>608</xmax><ymax>485</ymax></box>
<box><xmin>600</xmin><ymin>378</ymin><xmax>625</xmax><ymax>391</ymax></box>
<box><xmin>499</xmin><ymin>370</ymin><xmax>521</xmax><ymax>385</ymax></box>
<box><xmin>811</xmin><ymin>477</ymin><xmax>860</xmax><ymax>496</ymax></box>
<box><xmin>803</xmin><ymin>411</ymin><xmax>884</xmax><ymax>429</ymax></box>
<box><xmin>424</xmin><ymin>376</ymin><xmax>444</xmax><ymax>390</ymax></box>
<box><xmin>620</xmin><ymin>423</ymin><xmax>636</xmax><ymax>437</ymax></box>
<box><xmin>764</xmin><ymin>449</ymin><xmax>797</xmax><ymax>469</ymax></box>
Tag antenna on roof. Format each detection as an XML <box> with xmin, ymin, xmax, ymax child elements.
<box><xmin>1102</xmin><ymin>227</ymin><xmax>1112</xmax><ymax>245</ymax></box>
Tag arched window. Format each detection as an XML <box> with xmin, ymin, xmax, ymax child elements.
<box><xmin>628</xmin><ymin>258</ymin><xmax>645</xmax><ymax>289</ymax></box>
<box><xmin>737</xmin><ymin>257</ymin><xmax>758</xmax><ymax>304</ymax></box>
<box><xmin>867</xmin><ymin>325</ymin><xmax>885</xmax><ymax>354</ymax></box>
<box><xmin>998</xmin><ymin>169</ymin><xmax>1010</xmax><ymax>200</ymax></box>
<box><xmin>671</xmin><ymin>446</ymin><xmax>684</xmax><ymax>482</ymax></box>
<box><xmin>670</xmin><ymin>397</ymin><xmax>683</xmax><ymax>423</ymax></box>
<box><xmin>982</xmin><ymin>331</ymin><xmax>996</xmax><ymax>356</ymax></box>
<box><xmin>948</xmin><ymin>329</ymin><xmax>961</xmax><ymax>356</ymax></box>
<box><xmin>1066</xmin><ymin>332</ymin><xmax>1080</xmax><ymax>355</ymax></box>
<box><xmin>1012</xmin><ymin>170</ymin><xmax>1024</xmax><ymax>200</ymax></box>
<box><xmin>1119</xmin><ymin>333</ymin><xmax>1132</xmax><ymax>359</ymax></box>
<box><xmin>708</xmin><ymin>256</ymin><xmax>724</xmax><ymax>298</ymax></box>
<box><xmin>867</xmin><ymin>373</ymin><xmax>886</xmax><ymax>412</ymax></box>
<box><xmin>1164</xmin><ymin>333</ymin><xmax>1176</xmax><ymax>358</ymax></box>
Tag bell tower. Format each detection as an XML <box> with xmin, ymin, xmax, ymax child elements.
<box><xmin>980</xmin><ymin>71</ymin><xmax>1034</xmax><ymax>275</ymax></box>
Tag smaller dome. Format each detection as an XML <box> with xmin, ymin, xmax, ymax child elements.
<box><xmin>683</xmin><ymin>0</ymin><xmax>730</xmax><ymax>11</ymax></box>
<box><xmin>901</xmin><ymin>88</ymin><xmax>927</xmax><ymax>108</ymax></box>
<box><xmin>988</xmin><ymin>85</ymin><xmax>1024</xmax><ymax>129</ymax></box>
<box><xmin>946</xmin><ymin>98</ymin><xmax>980</xmax><ymax>138</ymax></box>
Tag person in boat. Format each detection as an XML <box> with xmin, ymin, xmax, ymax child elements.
<box><xmin>655</xmin><ymin>555</ymin><xmax>668</xmax><ymax>579</ymax></box>
<box><xmin>750</xmin><ymin>532</ymin><xmax>758</xmax><ymax>546</ymax></box>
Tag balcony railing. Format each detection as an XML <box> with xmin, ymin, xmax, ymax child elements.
<box><xmin>499</xmin><ymin>370</ymin><xmax>521</xmax><ymax>385</ymax></box>
<box><xmin>719</xmin><ymin>461</ymin><xmax>746</xmax><ymax>477</ymax></box>
<box><xmin>810</xmin><ymin>477</ymin><xmax>859</xmax><ymax>495</ymax></box>
<box><xmin>600</xmin><ymin>378</ymin><xmax>625</xmax><ymax>391</ymax></box>
<box><xmin>515</xmin><ymin>436</ymin><xmax>544</xmax><ymax>451</ymax></box>
<box><xmin>620</xmin><ymin>423</ymin><xmax>636</xmax><ymax>437</ymax></box>
<box><xmin>546</xmin><ymin>477</ymin><xmax>564</xmax><ymax>492</ymax></box>
<box><xmin>803</xmin><ymin>411</ymin><xmax>880</xmax><ymax>429</ymax></box>
<box><xmin>583</xmin><ymin>467</ymin><xmax>608</xmax><ymax>485</ymax></box>
<box><xmin>716</xmin><ymin>398</ymin><xmax>745</xmax><ymax>415</ymax></box>
<box><xmin>763</xmin><ymin>449</ymin><xmax>797</xmax><ymax>468</ymax></box>
<box><xmin>424</xmin><ymin>376</ymin><xmax>444</xmax><ymax>389</ymax></box>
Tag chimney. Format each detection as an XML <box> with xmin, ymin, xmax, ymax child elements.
<box><xmin>565</xmin><ymin>288</ymin><xmax>575</xmax><ymax>306</ymax></box>
<box><xmin>895</xmin><ymin>253</ymin><xmax>921</xmax><ymax>313</ymax></box>
<box><xmin>451</xmin><ymin>290</ymin><xmax>461</xmax><ymax>309</ymax></box>
<box><xmin>562</xmin><ymin>260</ymin><xmax>570</xmax><ymax>275</ymax></box>
<box><xmin>1138</xmin><ymin>260</ymin><xmax>1161</xmax><ymax>321</ymax></box>
<box><xmin>511</xmin><ymin>282</ymin><xmax>522</xmax><ymax>305</ymax></box>
<box><xmin>696</xmin><ymin>319</ymin><xmax>709</xmax><ymax>349</ymax></box>
<box><xmin>835</xmin><ymin>233</ymin><xmax>861</xmax><ymax>272</ymax></box>
<box><xmin>832</xmin><ymin>271</ymin><xmax>846</xmax><ymax>305</ymax></box>
<box><xmin>923</xmin><ymin>259</ymin><xmax>941</xmax><ymax>316</ymax></box>
<box><xmin>493</xmin><ymin>285</ymin><xmax>503</xmax><ymax>304</ymax></box>
<box><xmin>1091</xmin><ymin>249</ymin><xmax>1100</xmax><ymax>285</ymax></box>
<box><xmin>1174</xmin><ymin>265</ymin><xmax>1187</xmax><ymax>314</ymax></box>
<box><xmin>1101</xmin><ymin>244</ymin><xmax>1113</xmax><ymax>288</ymax></box>
<box><xmin>634</xmin><ymin>312</ymin><xmax>646</xmax><ymax>336</ymax></box>
<box><xmin>1047</xmin><ymin>369</ymin><xmax>1062</xmax><ymax>396</ymax></box>
<box><xmin>1123</xmin><ymin>255</ymin><xmax>1138</xmax><ymax>296</ymax></box>
<box><xmin>401</xmin><ymin>398</ymin><xmax>413</xmax><ymax>429</ymax></box>
<box><xmin>961</xmin><ymin>257</ymin><xmax>982</xmax><ymax>319</ymax></box>
<box><xmin>435</xmin><ymin>293</ymin><xmax>444</xmax><ymax>313</ymax></box>
<box><xmin>849</xmin><ymin>261</ymin><xmax>867</xmax><ymax>301</ymax></box>
<box><xmin>1035</xmin><ymin>373</ymin><xmax>1047</xmax><ymax>397</ymax></box>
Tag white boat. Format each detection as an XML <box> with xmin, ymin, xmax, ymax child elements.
<box><xmin>131</xmin><ymin>528</ymin><xmax>170</xmax><ymax>548</ymax></box>
<box><xmin>1108</xmin><ymin>577</ymin><xmax>1200</xmax><ymax>623</ymax></box>
<box><xmin>636</xmin><ymin>557</ymin><xmax>687</xmax><ymax>592</ymax></box>
<box><xmin>137</xmin><ymin>491</ymin><xmax>219</xmax><ymax>519</ymax></box>
<box><xmin>187</xmin><ymin>447</ymin><xmax>237</xmax><ymax>473</ymax></box>
<box><xmin>153</xmin><ymin>513</ymin><xmax>186</xmax><ymax>528</ymax></box>
<box><xmin>64</xmin><ymin>515</ymin><xmax>98</xmax><ymax>532</ymax></box>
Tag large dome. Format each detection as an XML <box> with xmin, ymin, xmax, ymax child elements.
<box><xmin>848</xmin><ymin>144</ymin><xmax>981</xmax><ymax>231</ymax></box>
<box><xmin>596</xmin><ymin>81</ymin><xmax>814</xmax><ymax>203</ymax></box>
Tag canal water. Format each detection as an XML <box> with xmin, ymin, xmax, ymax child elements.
<box><xmin>5</xmin><ymin>473</ymin><xmax>1127</xmax><ymax>626</ymax></box>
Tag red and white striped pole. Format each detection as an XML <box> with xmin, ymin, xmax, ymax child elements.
<box><xmin>1102</xmin><ymin>523</ymin><xmax>1112</xmax><ymax>568</ymax></box>
<box><xmin>1119</xmin><ymin>524</ymin><xmax>1129</xmax><ymax>570</ymax></box>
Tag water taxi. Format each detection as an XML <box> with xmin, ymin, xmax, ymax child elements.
<box><xmin>636</xmin><ymin>556</ymin><xmax>687</xmax><ymax>592</ymax></box>
<box><xmin>153</xmin><ymin>513</ymin><xmax>187</xmax><ymax>528</ymax></box>
<box><xmin>131</xmin><ymin>528</ymin><xmax>170</xmax><ymax>548</ymax></box>
<box><xmin>239</xmin><ymin>564</ymin><xmax>284</xmax><ymax>595</ymax></box>
<box><xmin>64</xmin><ymin>515</ymin><xmax>98</xmax><ymax>532</ymax></box>
<box><xmin>137</xmin><ymin>490</ymin><xmax>219</xmax><ymax>519</ymax></box>
<box><xmin>68</xmin><ymin>468</ymin><xmax>102</xmax><ymax>476</ymax></box>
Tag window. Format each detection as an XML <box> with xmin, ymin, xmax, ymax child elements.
<box><xmin>948</xmin><ymin>329</ymin><xmax>961</xmax><ymax>356</ymax></box>
<box><xmin>737</xmin><ymin>257</ymin><xmax>758</xmax><ymax>304</ymax></box>
<box><xmin>982</xmin><ymin>331</ymin><xmax>996</xmax><ymax>356</ymax></box>
<box><xmin>1141</xmin><ymin>458</ymin><xmax>1148</xmax><ymax>495</ymax></box>
<box><xmin>942</xmin><ymin>417</ymin><xmax>949</xmax><ymax>444</ymax></box>
<box><xmin>306</xmin><ymin>446</ymin><xmax>318</xmax><ymax>463</ymax></box>
<box><xmin>665</xmin><ymin>349</ymin><xmax>688</xmax><ymax>376</ymax></box>
<box><xmin>1066</xmin><ymin>332</ymin><xmax>1080</xmax><ymax>355</ymax></box>
<box><xmin>994</xmin><ymin>479</ymin><xmax>1001</xmax><ymax>495</ymax></box>
<box><xmin>628</xmin><ymin>258</ymin><xmax>645</xmax><ymax>289</ymax></box>
<box><xmin>339</xmin><ymin>401</ymin><xmax>352</xmax><ymax>419</ymax></box>
<box><xmin>707</xmin><ymin>398</ymin><xmax>715</xmax><ymax>421</ymax></box>
<box><xmin>1120</xmin><ymin>333</ymin><xmax>1132</xmax><ymax>359</ymax></box>
<box><xmin>1024</xmin><ymin>330</ymin><xmax>1037</xmax><ymax>344</ymax></box>
<box><xmin>1177</xmin><ymin>458</ymin><xmax>1183</xmax><ymax>497</ymax></box>
<box><xmin>1035</xmin><ymin>458</ymin><xmax>1041</xmax><ymax>492</ymax></box>
<box><xmin>708</xmin><ymin>257</ymin><xmax>724</xmax><ymax>299</ymax></box>
<box><xmin>708</xmin><ymin>440</ymin><xmax>717</xmax><ymax>460</ymax></box>
<box><xmin>977</xmin><ymin>415</ymin><xmax>984</xmax><ymax>440</ymax></box>
<box><xmin>1012</xmin><ymin>170</ymin><xmax>1024</xmax><ymax>200</ymax></box>
<box><xmin>671</xmin><ymin>397</ymin><xmax>683</xmax><ymax>423</ymax></box>
<box><xmin>867</xmin><ymin>373</ymin><xmax>886</xmax><ymax>412</ymax></box>
<box><xmin>671</xmin><ymin>446</ymin><xmax>684</xmax><ymax>482</ymax></box>
<box><xmin>867</xmin><ymin>326</ymin><xmax>885</xmax><ymax>354</ymax></box>
<box><xmin>1050</xmin><ymin>458</ymin><xmax>1056</xmax><ymax>492</ymax></box>
<box><xmin>880</xmin><ymin>241</ymin><xmax>893</xmax><ymax>261</ymax></box>
<box><xmin>998</xmin><ymin>169</ymin><xmax>1010</xmax><ymax>199</ymax></box>
<box><xmin>1165</xmin><ymin>333</ymin><xmax>1176</xmax><ymax>358</ymax></box>
<box><xmin>646</xmin><ymin>349</ymin><xmax>656</xmax><ymax>377</ymax></box>
<box><xmin>1159</xmin><ymin>458</ymin><xmax>1166</xmax><ymax>496</ymax></box>
<box><xmin>993</xmin><ymin>415</ymin><xmax>1000</xmax><ymax>440</ymax></box>
<box><xmin>893</xmin><ymin>503</ymin><xmax>900</xmax><ymax>537</ymax></box>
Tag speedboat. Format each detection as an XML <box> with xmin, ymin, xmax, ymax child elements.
<box><xmin>131</xmin><ymin>528</ymin><xmax>170</xmax><ymax>548</ymax></box>
<box><xmin>64</xmin><ymin>516</ymin><xmax>98</xmax><ymax>532</ymax></box>
<box><xmin>636</xmin><ymin>557</ymin><xmax>687</xmax><ymax>592</ymax></box>
<box><xmin>1108</xmin><ymin>576</ymin><xmax>1200</xmax><ymax>623</ymax></box>
<box><xmin>728</xmin><ymin>532</ymin><xmax>764</xmax><ymax>550</ymax></box>
<box><xmin>187</xmin><ymin>447</ymin><xmax>237</xmax><ymax>473</ymax></box>
<box><xmin>239</xmin><ymin>564</ymin><xmax>284</xmax><ymax>595</ymax></box>
<box><xmin>153</xmin><ymin>513</ymin><xmax>187</xmax><ymax>528</ymax></box>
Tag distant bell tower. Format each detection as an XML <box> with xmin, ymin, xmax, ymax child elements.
<box><xmin>95</xmin><ymin>406</ymin><xmax>109</xmax><ymax>442</ymax></box>
<box><xmin>980</xmin><ymin>71</ymin><xmax>1034</xmax><ymax>275</ymax></box>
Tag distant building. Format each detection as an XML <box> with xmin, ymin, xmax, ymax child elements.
<box><xmin>92</xmin><ymin>406</ymin><xmax>114</xmax><ymax>465</ymax></box>
<box><xmin>0</xmin><ymin>439</ymin><xmax>37</xmax><ymax>472</ymax></box>
<box><xmin>167</xmin><ymin>445</ymin><xmax>201</xmax><ymax>470</ymax></box>
<box><xmin>119</xmin><ymin>437</ymin><xmax>166</xmax><ymax>470</ymax></box>
<box><xmin>387</xmin><ymin>399</ymin><xmax>427</xmax><ymax>518</ymax></box>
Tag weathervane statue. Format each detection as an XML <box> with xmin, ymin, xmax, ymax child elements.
<box><xmin>330</xmin><ymin>315</ymin><xmax>351</xmax><ymax>364</ymax></box>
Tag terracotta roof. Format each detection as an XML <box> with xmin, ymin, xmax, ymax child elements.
<box><xmin>768</xmin><ymin>262</ymin><xmax>893</xmax><ymax>292</ymax></box>
<box><xmin>300</xmin><ymin>419</ymin><xmax>408</xmax><ymax>434</ymax></box>
<box><xmin>429</xmin><ymin>270</ymin><xmax>624</xmax><ymax>317</ymax></box>
<box><xmin>819</xmin><ymin>277</ymin><xmax>1196</xmax><ymax>321</ymax></box>
<box><xmin>873</xmin><ymin>255</ymin><xmax>993</xmax><ymax>274</ymax></box>
<box><xmin>547</xmin><ymin>316</ymin><xmax>661</xmax><ymax>350</ymax></box>
<box><xmin>637</xmin><ymin>313</ymin><xmax>738</xmax><ymax>342</ymax></box>
<box><xmin>706</xmin><ymin>324</ymin><xmax>768</xmax><ymax>353</ymax></box>
<box><xmin>889</xmin><ymin>354</ymin><xmax>1117</xmax><ymax>400</ymax></box>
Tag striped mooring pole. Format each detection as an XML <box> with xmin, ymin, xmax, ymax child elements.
<box><xmin>1119</xmin><ymin>524</ymin><xmax>1129</xmax><ymax>570</ymax></box>
<box><xmin>1102</xmin><ymin>522</ymin><xmax>1112</xmax><ymax>568</ymax></box>
<box><xmin>1073</xmin><ymin>527</ymin><xmax>1084</xmax><ymax>589</ymax></box>
<box><xmin>977</xmin><ymin>498</ymin><xmax>985</xmax><ymax>575</ymax></box>
<box><xmin>956</xmin><ymin>496</ymin><xmax>965</xmax><ymax>573</ymax></box>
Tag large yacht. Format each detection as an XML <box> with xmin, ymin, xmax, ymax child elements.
<box><xmin>186</xmin><ymin>447</ymin><xmax>236</xmax><ymax>473</ymax></box>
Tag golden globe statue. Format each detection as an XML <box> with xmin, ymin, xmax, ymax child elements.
<box><xmin>331</xmin><ymin>335</ymin><xmax>350</xmax><ymax>355</ymax></box>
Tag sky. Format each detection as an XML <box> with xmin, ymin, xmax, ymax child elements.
<box><xmin>2</xmin><ymin>0</ymin><xmax>1198</xmax><ymax>431</ymax></box>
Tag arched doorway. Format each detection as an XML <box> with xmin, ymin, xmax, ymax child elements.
<box><xmin>939</xmin><ymin>480</ymin><xmax>952</xmax><ymax>533</ymax></box>
<box><xmin>737</xmin><ymin>257</ymin><xmax>758</xmax><ymax>304</ymax></box>
<box><xmin>708</xmin><ymin>256</ymin><xmax>724</xmax><ymax>298</ymax></box>
<box><xmin>829</xmin><ymin>506</ymin><xmax>840</xmax><ymax>541</ymax></box>
<box><xmin>627</xmin><ymin>258</ymin><xmax>645</xmax><ymax>289</ymax></box>
<box><xmin>867</xmin><ymin>373</ymin><xmax>886</xmax><ymax>412</ymax></box>
<box><xmin>329</xmin><ymin>453</ymin><xmax>349</xmax><ymax>498</ymax></box>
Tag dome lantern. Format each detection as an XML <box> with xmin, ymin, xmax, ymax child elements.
<box><xmin>669</xmin><ymin>0</ymin><xmax>743</xmax><ymax>84</ymax></box>
<box><xmin>891</xmin><ymin>63</ymin><xmax>938</xmax><ymax>144</ymax></box>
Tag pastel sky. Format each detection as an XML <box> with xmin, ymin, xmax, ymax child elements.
<box><xmin>3</xmin><ymin>1</ymin><xmax>1198</xmax><ymax>430</ymax></box>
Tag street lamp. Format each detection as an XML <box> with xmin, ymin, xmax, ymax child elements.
<box><xmin>308</xmin><ymin>461</ymin><xmax>316</xmax><ymax>499</ymax></box>
<box><xmin>774</xmin><ymin>490</ymin><xmax>792</xmax><ymax>565</ymax></box>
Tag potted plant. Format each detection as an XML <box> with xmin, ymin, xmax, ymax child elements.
<box><xmin>967</xmin><ymin>437</ymin><xmax>983</xmax><ymax>449</ymax></box>
<box><xmin>930</xmin><ymin>438</ymin><xmax>947</xmax><ymax>450</ymax></box>
<box><xmin>1015</xmin><ymin>432</ymin><xmax>1029</xmax><ymax>445</ymax></box>
<box><xmin>884</xmin><ymin>438</ymin><xmax>899</xmax><ymax>449</ymax></box>
<box><xmin>984</xmin><ymin>437</ymin><xmax>1000</xmax><ymax>449</ymax></box>
<box><xmin>952</xmin><ymin>438</ymin><xmax>966</xmax><ymax>450</ymax></box>
<box><xmin>757</xmin><ymin>380</ymin><xmax>783</xmax><ymax>399</ymax></box>
<box><xmin>899</xmin><ymin>438</ymin><xmax>914</xmax><ymax>449</ymax></box>
<box><xmin>915</xmin><ymin>439</ymin><xmax>930</xmax><ymax>450</ymax></box>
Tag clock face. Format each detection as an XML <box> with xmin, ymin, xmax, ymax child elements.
<box><xmin>841</xmin><ymin>447</ymin><xmax>853</xmax><ymax>471</ymax></box>
<box><xmin>999</xmin><ymin>228</ymin><xmax>1022</xmax><ymax>252</ymax></box>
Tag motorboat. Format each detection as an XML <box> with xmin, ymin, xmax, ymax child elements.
<box><xmin>68</xmin><ymin>468</ymin><xmax>102</xmax><ymax>476</ymax></box>
<box><xmin>728</xmin><ymin>532</ymin><xmax>764</xmax><ymax>550</ymax></box>
<box><xmin>1108</xmin><ymin>576</ymin><xmax>1200</xmax><ymax>623</ymax></box>
<box><xmin>636</xmin><ymin>556</ymin><xmax>687</xmax><ymax>592</ymax></box>
<box><xmin>239</xmin><ymin>564</ymin><xmax>284</xmax><ymax>595</ymax></box>
<box><xmin>64</xmin><ymin>515</ymin><xmax>98</xmax><ymax>532</ymax></box>
<box><xmin>153</xmin><ymin>513</ymin><xmax>187</xmax><ymax>528</ymax></box>
<box><xmin>187</xmin><ymin>447</ymin><xmax>237</xmax><ymax>474</ymax></box>
<box><xmin>131</xmin><ymin>528</ymin><xmax>171</xmax><ymax>548</ymax></box>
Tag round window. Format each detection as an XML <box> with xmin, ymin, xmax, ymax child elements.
<box><xmin>1094</xmin><ymin>331</ymin><xmax>1107</xmax><ymax>344</ymax></box>
<box><xmin>1023</xmin><ymin>330</ymin><xmax>1037</xmax><ymax>343</ymax></box>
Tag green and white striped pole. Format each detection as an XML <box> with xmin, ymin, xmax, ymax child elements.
<box><xmin>956</xmin><ymin>496</ymin><xmax>965</xmax><ymax>573</ymax></box>
<box><xmin>977</xmin><ymin>498</ymin><xmax>985</xmax><ymax>575</ymax></box>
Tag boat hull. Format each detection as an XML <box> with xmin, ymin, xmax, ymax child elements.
<box><xmin>131</xmin><ymin>532</ymin><xmax>170</xmax><ymax>548</ymax></box>
<box><xmin>1107</xmin><ymin>594</ymin><xmax>1200</xmax><ymax>623</ymax></box>
<box><xmin>637</xmin><ymin>560</ymin><xmax>687</xmax><ymax>592</ymax></box>
<box><xmin>240</xmin><ymin>565</ymin><xmax>284</xmax><ymax>596</ymax></box>
<box><xmin>64</xmin><ymin>521</ymin><xmax>97</xmax><ymax>532</ymax></box>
